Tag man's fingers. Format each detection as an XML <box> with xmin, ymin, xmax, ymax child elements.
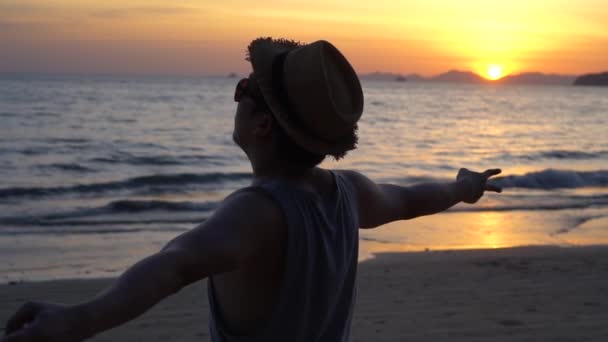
<box><xmin>5</xmin><ymin>303</ymin><xmax>40</xmax><ymax>335</ymax></box>
<box><xmin>485</xmin><ymin>184</ymin><xmax>502</xmax><ymax>193</ymax></box>
<box><xmin>483</xmin><ymin>169</ymin><xmax>502</xmax><ymax>178</ymax></box>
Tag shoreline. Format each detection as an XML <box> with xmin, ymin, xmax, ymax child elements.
<box><xmin>2</xmin><ymin>243</ymin><xmax>606</xmax><ymax>286</ymax></box>
<box><xmin>2</xmin><ymin>245</ymin><xmax>608</xmax><ymax>341</ymax></box>
<box><xmin>2</xmin><ymin>243</ymin><xmax>608</xmax><ymax>286</ymax></box>
<box><xmin>5</xmin><ymin>204</ymin><xmax>608</xmax><ymax>285</ymax></box>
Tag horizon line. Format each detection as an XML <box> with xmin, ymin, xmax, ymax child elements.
<box><xmin>2</xmin><ymin>69</ymin><xmax>606</xmax><ymax>79</ymax></box>
<box><xmin>0</xmin><ymin>68</ymin><xmax>608</xmax><ymax>83</ymax></box>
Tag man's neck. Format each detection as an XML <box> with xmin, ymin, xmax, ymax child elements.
<box><xmin>250</xmin><ymin>156</ymin><xmax>313</xmax><ymax>185</ymax></box>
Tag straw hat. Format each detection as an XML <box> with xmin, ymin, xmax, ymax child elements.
<box><xmin>247</xmin><ymin>37</ymin><xmax>364</xmax><ymax>156</ymax></box>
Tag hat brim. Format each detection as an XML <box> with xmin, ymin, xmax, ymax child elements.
<box><xmin>248</xmin><ymin>38</ymin><xmax>356</xmax><ymax>156</ymax></box>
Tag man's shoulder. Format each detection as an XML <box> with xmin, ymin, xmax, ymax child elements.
<box><xmin>224</xmin><ymin>185</ymin><xmax>280</xmax><ymax>211</ymax></box>
<box><xmin>330</xmin><ymin>169</ymin><xmax>372</xmax><ymax>188</ymax></box>
<box><xmin>219</xmin><ymin>186</ymin><xmax>286</xmax><ymax>232</ymax></box>
<box><xmin>315</xmin><ymin>167</ymin><xmax>366</xmax><ymax>183</ymax></box>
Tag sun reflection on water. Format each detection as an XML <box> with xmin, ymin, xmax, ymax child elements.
<box><xmin>477</xmin><ymin>212</ymin><xmax>505</xmax><ymax>249</ymax></box>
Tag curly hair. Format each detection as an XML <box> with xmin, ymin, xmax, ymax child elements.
<box><xmin>246</xmin><ymin>37</ymin><xmax>304</xmax><ymax>62</ymax></box>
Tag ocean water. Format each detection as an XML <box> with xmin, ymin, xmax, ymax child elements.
<box><xmin>1</xmin><ymin>74</ymin><xmax>607</xmax><ymax>283</ymax></box>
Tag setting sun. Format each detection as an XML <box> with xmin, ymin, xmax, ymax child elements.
<box><xmin>486</xmin><ymin>65</ymin><xmax>505</xmax><ymax>80</ymax></box>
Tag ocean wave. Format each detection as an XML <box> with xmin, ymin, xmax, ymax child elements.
<box><xmin>548</xmin><ymin>215</ymin><xmax>608</xmax><ymax>236</ymax></box>
<box><xmin>32</xmin><ymin>111</ymin><xmax>61</xmax><ymax>117</ymax></box>
<box><xmin>0</xmin><ymin>226</ymin><xmax>190</xmax><ymax>236</ymax></box>
<box><xmin>536</xmin><ymin>150</ymin><xmax>608</xmax><ymax>160</ymax></box>
<box><xmin>20</xmin><ymin>147</ymin><xmax>52</xmax><ymax>155</ymax></box>
<box><xmin>0</xmin><ymin>199</ymin><xmax>218</xmax><ymax>227</ymax></box>
<box><xmin>491</xmin><ymin>169</ymin><xmax>608</xmax><ymax>189</ymax></box>
<box><xmin>498</xmin><ymin>150</ymin><xmax>608</xmax><ymax>161</ymax></box>
<box><xmin>2</xmin><ymin>193</ymin><xmax>608</xmax><ymax>233</ymax></box>
<box><xmin>44</xmin><ymin>138</ymin><xmax>90</xmax><ymax>144</ymax></box>
<box><xmin>379</xmin><ymin>175</ymin><xmax>447</xmax><ymax>185</ymax></box>
<box><xmin>361</xmin><ymin>169</ymin><xmax>608</xmax><ymax>190</ymax></box>
<box><xmin>106</xmin><ymin>199</ymin><xmax>216</xmax><ymax>213</ymax></box>
<box><xmin>453</xmin><ymin>199</ymin><xmax>608</xmax><ymax>213</ymax></box>
<box><xmin>0</xmin><ymin>172</ymin><xmax>251</xmax><ymax>198</ymax></box>
<box><xmin>89</xmin><ymin>153</ymin><xmax>217</xmax><ymax>166</ymax></box>
<box><xmin>2</xmin><ymin>218</ymin><xmax>204</xmax><ymax>228</ymax></box>
<box><xmin>38</xmin><ymin>163</ymin><xmax>96</xmax><ymax>172</ymax></box>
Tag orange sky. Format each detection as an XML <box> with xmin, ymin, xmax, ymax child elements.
<box><xmin>1</xmin><ymin>0</ymin><xmax>607</xmax><ymax>77</ymax></box>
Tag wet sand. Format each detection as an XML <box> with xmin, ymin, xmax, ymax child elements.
<box><xmin>2</xmin><ymin>246</ymin><xmax>608</xmax><ymax>341</ymax></box>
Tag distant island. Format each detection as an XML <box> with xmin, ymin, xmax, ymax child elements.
<box><xmin>430</xmin><ymin>70</ymin><xmax>485</xmax><ymax>83</ymax></box>
<box><xmin>360</xmin><ymin>70</ymin><xmax>601</xmax><ymax>86</ymax></box>
<box><xmin>574</xmin><ymin>72</ymin><xmax>608</xmax><ymax>86</ymax></box>
<box><xmin>496</xmin><ymin>72</ymin><xmax>575</xmax><ymax>85</ymax></box>
<box><xmin>362</xmin><ymin>72</ymin><xmax>420</xmax><ymax>82</ymax></box>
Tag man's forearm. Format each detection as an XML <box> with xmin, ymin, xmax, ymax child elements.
<box><xmin>353</xmin><ymin>168</ymin><xmax>499</xmax><ymax>228</ymax></box>
<box><xmin>75</xmin><ymin>250</ymin><xmax>189</xmax><ymax>339</ymax></box>
<box><xmin>391</xmin><ymin>179</ymin><xmax>469</xmax><ymax>219</ymax></box>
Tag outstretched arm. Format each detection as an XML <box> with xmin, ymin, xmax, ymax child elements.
<box><xmin>2</xmin><ymin>190</ymin><xmax>283</xmax><ymax>342</ymax></box>
<box><xmin>342</xmin><ymin>168</ymin><xmax>502</xmax><ymax>229</ymax></box>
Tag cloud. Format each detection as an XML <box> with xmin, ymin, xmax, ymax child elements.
<box><xmin>89</xmin><ymin>6</ymin><xmax>198</xmax><ymax>19</ymax></box>
<box><xmin>0</xmin><ymin>1</ymin><xmax>59</xmax><ymax>17</ymax></box>
<box><xmin>0</xmin><ymin>19</ymin><xmax>53</xmax><ymax>39</ymax></box>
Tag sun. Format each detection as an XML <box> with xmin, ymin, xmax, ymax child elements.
<box><xmin>486</xmin><ymin>65</ymin><xmax>504</xmax><ymax>80</ymax></box>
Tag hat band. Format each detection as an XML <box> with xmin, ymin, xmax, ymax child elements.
<box><xmin>271</xmin><ymin>52</ymin><xmax>329</xmax><ymax>144</ymax></box>
<box><xmin>271</xmin><ymin>52</ymin><xmax>294</xmax><ymax>117</ymax></box>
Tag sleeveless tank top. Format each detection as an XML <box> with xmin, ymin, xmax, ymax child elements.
<box><xmin>207</xmin><ymin>170</ymin><xmax>360</xmax><ymax>342</ymax></box>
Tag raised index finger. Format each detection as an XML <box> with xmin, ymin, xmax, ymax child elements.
<box><xmin>483</xmin><ymin>169</ymin><xmax>502</xmax><ymax>178</ymax></box>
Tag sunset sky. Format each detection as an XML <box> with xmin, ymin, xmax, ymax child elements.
<box><xmin>1</xmin><ymin>0</ymin><xmax>607</xmax><ymax>78</ymax></box>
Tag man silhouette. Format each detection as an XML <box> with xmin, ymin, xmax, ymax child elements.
<box><xmin>2</xmin><ymin>37</ymin><xmax>501</xmax><ymax>342</ymax></box>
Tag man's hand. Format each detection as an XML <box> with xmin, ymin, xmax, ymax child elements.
<box><xmin>2</xmin><ymin>302</ymin><xmax>88</xmax><ymax>342</ymax></box>
<box><xmin>456</xmin><ymin>168</ymin><xmax>502</xmax><ymax>204</ymax></box>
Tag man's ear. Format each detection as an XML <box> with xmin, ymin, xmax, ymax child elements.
<box><xmin>253</xmin><ymin>112</ymin><xmax>274</xmax><ymax>137</ymax></box>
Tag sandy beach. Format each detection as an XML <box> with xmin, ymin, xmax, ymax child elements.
<box><xmin>2</xmin><ymin>246</ymin><xmax>608</xmax><ymax>341</ymax></box>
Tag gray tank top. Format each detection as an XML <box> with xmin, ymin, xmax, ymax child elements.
<box><xmin>207</xmin><ymin>170</ymin><xmax>360</xmax><ymax>342</ymax></box>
